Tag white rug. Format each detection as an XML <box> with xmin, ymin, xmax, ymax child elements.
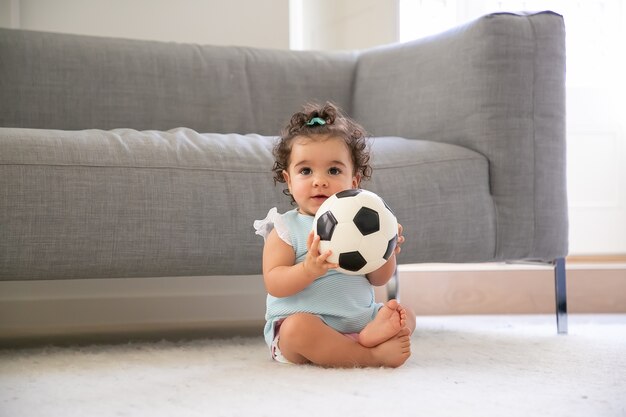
<box><xmin>1</xmin><ymin>315</ymin><xmax>625</xmax><ymax>417</ymax></box>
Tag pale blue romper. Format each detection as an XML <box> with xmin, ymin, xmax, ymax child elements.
<box><xmin>254</xmin><ymin>208</ymin><xmax>382</xmax><ymax>349</ymax></box>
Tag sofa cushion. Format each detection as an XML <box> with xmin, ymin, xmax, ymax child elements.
<box><xmin>0</xmin><ymin>128</ymin><xmax>494</xmax><ymax>280</ymax></box>
<box><xmin>368</xmin><ymin>137</ymin><xmax>495</xmax><ymax>263</ymax></box>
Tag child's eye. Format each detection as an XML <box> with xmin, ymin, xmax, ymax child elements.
<box><xmin>328</xmin><ymin>167</ymin><xmax>342</xmax><ymax>175</ymax></box>
<box><xmin>299</xmin><ymin>167</ymin><xmax>312</xmax><ymax>175</ymax></box>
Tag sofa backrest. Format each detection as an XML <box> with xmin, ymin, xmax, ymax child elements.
<box><xmin>0</xmin><ymin>29</ymin><xmax>356</xmax><ymax>135</ymax></box>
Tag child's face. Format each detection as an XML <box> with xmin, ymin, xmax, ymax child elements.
<box><xmin>283</xmin><ymin>135</ymin><xmax>360</xmax><ymax>216</ymax></box>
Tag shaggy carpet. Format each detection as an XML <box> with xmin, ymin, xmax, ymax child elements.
<box><xmin>1</xmin><ymin>315</ymin><xmax>624</xmax><ymax>417</ymax></box>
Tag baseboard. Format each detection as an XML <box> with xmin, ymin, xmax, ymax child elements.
<box><xmin>2</xmin><ymin>261</ymin><xmax>624</xmax><ymax>347</ymax></box>
<box><xmin>0</xmin><ymin>275</ymin><xmax>267</xmax><ymax>347</ymax></box>
<box><xmin>397</xmin><ymin>261</ymin><xmax>626</xmax><ymax>315</ymax></box>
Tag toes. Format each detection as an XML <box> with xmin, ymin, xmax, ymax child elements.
<box><xmin>386</xmin><ymin>299</ymin><xmax>399</xmax><ymax>310</ymax></box>
<box><xmin>397</xmin><ymin>327</ymin><xmax>411</xmax><ymax>337</ymax></box>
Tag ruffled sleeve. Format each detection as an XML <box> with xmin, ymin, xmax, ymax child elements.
<box><xmin>253</xmin><ymin>207</ymin><xmax>291</xmax><ymax>246</ymax></box>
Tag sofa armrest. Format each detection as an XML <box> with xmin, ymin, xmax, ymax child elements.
<box><xmin>353</xmin><ymin>11</ymin><xmax>567</xmax><ymax>261</ymax></box>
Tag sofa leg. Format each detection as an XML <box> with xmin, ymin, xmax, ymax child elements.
<box><xmin>387</xmin><ymin>266</ymin><xmax>399</xmax><ymax>301</ymax></box>
<box><xmin>553</xmin><ymin>257</ymin><xmax>568</xmax><ymax>334</ymax></box>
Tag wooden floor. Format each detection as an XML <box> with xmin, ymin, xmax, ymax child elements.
<box><xmin>393</xmin><ymin>257</ymin><xmax>626</xmax><ymax>315</ymax></box>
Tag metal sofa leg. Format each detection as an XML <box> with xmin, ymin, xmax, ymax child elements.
<box><xmin>553</xmin><ymin>258</ymin><xmax>568</xmax><ymax>334</ymax></box>
<box><xmin>387</xmin><ymin>266</ymin><xmax>399</xmax><ymax>301</ymax></box>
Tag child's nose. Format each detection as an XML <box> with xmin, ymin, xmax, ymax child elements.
<box><xmin>313</xmin><ymin>174</ymin><xmax>328</xmax><ymax>187</ymax></box>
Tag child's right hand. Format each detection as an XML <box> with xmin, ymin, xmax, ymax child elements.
<box><xmin>303</xmin><ymin>231</ymin><xmax>339</xmax><ymax>279</ymax></box>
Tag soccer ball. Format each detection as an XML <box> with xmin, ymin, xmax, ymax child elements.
<box><xmin>312</xmin><ymin>189</ymin><xmax>398</xmax><ymax>275</ymax></box>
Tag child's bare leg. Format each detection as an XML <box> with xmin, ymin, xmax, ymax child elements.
<box><xmin>358</xmin><ymin>299</ymin><xmax>406</xmax><ymax>347</ymax></box>
<box><xmin>277</xmin><ymin>313</ymin><xmax>411</xmax><ymax>368</ymax></box>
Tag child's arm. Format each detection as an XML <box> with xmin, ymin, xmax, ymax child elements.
<box><xmin>263</xmin><ymin>229</ymin><xmax>339</xmax><ymax>298</ymax></box>
<box><xmin>366</xmin><ymin>254</ymin><xmax>397</xmax><ymax>287</ymax></box>
<box><xmin>366</xmin><ymin>223</ymin><xmax>405</xmax><ymax>287</ymax></box>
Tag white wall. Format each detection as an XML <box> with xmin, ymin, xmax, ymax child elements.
<box><xmin>292</xmin><ymin>0</ymin><xmax>398</xmax><ymax>51</ymax></box>
<box><xmin>0</xmin><ymin>0</ymin><xmax>18</xmax><ymax>27</ymax></box>
<box><xmin>0</xmin><ymin>0</ymin><xmax>290</xmax><ymax>49</ymax></box>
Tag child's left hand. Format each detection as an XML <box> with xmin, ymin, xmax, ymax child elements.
<box><xmin>395</xmin><ymin>223</ymin><xmax>405</xmax><ymax>255</ymax></box>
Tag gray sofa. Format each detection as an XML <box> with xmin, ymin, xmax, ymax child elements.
<box><xmin>0</xmin><ymin>11</ymin><xmax>568</xmax><ymax>345</ymax></box>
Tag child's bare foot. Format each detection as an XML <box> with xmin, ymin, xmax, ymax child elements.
<box><xmin>359</xmin><ymin>299</ymin><xmax>407</xmax><ymax>347</ymax></box>
<box><xmin>371</xmin><ymin>327</ymin><xmax>411</xmax><ymax>368</ymax></box>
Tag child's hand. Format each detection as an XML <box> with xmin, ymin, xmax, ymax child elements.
<box><xmin>395</xmin><ymin>223</ymin><xmax>405</xmax><ymax>255</ymax></box>
<box><xmin>303</xmin><ymin>231</ymin><xmax>339</xmax><ymax>279</ymax></box>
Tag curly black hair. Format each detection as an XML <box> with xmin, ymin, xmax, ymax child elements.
<box><xmin>272</xmin><ymin>102</ymin><xmax>373</xmax><ymax>204</ymax></box>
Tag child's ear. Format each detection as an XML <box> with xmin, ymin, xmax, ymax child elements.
<box><xmin>282</xmin><ymin>170</ymin><xmax>291</xmax><ymax>187</ymax></box>
<box><xmin>353</xmin><ymin>173</ymin><xmax>361</xmax><ymax>189</ymax></box>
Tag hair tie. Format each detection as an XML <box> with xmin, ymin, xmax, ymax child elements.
<box><xmin>306</xmin><ymin>117</ymin><xmax>326</xmax><ymax>126</ymax></box>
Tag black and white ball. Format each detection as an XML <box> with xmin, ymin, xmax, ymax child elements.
<box><xmin>312</xmin><ymin>189</ymin><xmax>398</xmax><ymax>275</ymax></box>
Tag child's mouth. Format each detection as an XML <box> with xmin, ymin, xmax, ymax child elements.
<box><xmin>312</xmin><ymin>195</ymin><xmax>328</xmax><ymax>202</ymax></box>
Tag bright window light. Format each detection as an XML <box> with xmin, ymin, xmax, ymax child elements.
<box><xmin>399</xmin><ymin>0</ymin><xmax>459</xmax><ymax>42</ymax></box>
